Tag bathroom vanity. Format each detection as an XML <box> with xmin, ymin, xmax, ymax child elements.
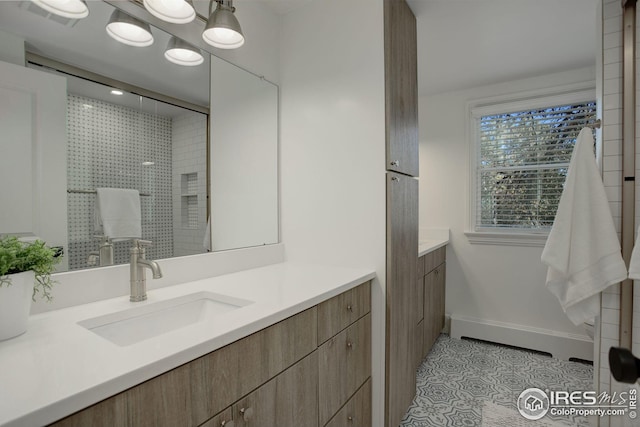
<box><xmin>0</xmin><ymin>263</ymin><xmax>374</xmax><ymax>427</ymax></box>
<box><xmin>415</xmin><ymin>240</ymin><xmax>448</xmax><ymax>368</ymax></box>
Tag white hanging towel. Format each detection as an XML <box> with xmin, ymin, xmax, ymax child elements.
<box><xmin>541</xmin><ymin>128</ymin><xmax>627</xmax><ymax>326</ymax></box>
<box><xmin>628</xmin><ymin>226</ymin><xmax>640</xmax><ymax>279</ymax></box>
<box><xmin>95</xmin><ymin>188</ymin><xmax>142</xmax><ymax>240</ymax></box>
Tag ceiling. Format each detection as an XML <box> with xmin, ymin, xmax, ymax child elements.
<box><xmin>406</xmin><ymin>0</ymin><xmax>597</xmax><ymax>96</ymax></box>
<box><xmin>192</xmin><ymin>0</ymin><xmax>312</xmax><ymax>16</ymax></box>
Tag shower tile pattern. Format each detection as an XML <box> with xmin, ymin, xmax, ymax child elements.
<box><xmin>67</xmin><ymin>94</ymin><xmax>173</xmax><ymax>270</ymax></box>
<box><xmin>401</xmin><ymin>335</ymin><xmax>593</xmax><ymax>427</ymax></box>
<box><xmin>172</xmin><ymin>112</ymin><xmax>208</xmax><ymax>256</ymax></box>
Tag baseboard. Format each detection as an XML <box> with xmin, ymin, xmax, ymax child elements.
<box><xmin>450</xmin><ymin>315</ymin><xmax>593</xmax><ymax>361</ymax></box>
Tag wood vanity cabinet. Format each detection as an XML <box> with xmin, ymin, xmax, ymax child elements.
<box><xmin>417</xmin><ymin>246</ymin><xmax>446</xmax><ymax>362</ymax></box>
<box><xmin>49</xmin><ymin>281</ymin><xmax>371</xmax><ymax>427</ymax></box>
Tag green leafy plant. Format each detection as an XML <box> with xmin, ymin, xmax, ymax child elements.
<box><xmin>0</xmin><ymin>236</ymin><xmax>60</xmax><ymax>301</ymax></box>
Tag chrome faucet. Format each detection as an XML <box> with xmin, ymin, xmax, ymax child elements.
<box><xmin>129</xmin><ymin>239</ymin><xmax>162</xmax><ymax>302</ymax></box>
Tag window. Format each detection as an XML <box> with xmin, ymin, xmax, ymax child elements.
<box><xmin>469</xmin><ymin>90</ymin><xmax>596</xmax><ymax>241</ymax></box>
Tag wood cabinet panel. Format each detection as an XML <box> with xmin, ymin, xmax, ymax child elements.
<box><xmin>126</xmin><ymin>364</ymin><xmax>192</xmax><ymax>427</ymax></box>
<box><xmin>190</xmin><ymin>307</ymin><xmax>317</xmax><ymax>425</ymax></box>
<box><xmin>325</xmin><ymin>379</ymin><xmax>372</xmax><ymax>427</ymax></box>
<box><xmin>384</xmin><ymin>0</ymin><xmax>419</xmax><ymax>177</ymax></box>
<box><xmin>319</xmin><ymin>313</ymin><xmax>372</xmax><ymax>426</ymax></box>
<box><xmin>385</xmin><ymin>171</ymin><xmax>418</xmax><ymax>427</ymax></box>
<box><xmin>424</xmin><ymin>247</ymin><xmax>445</xmax><ymax>274</ymax></box>
<box><xmin>49</xmin><ymin>394</ymin><xmax>127</xmax><ymax>427</ymax></box>
<box><xmin>233</xmin><ymin>352</ymin><xmax>318</xmax><ymax>427</ymax></box>
<box><xmin>318</xmin><ymin>281</ymin><xmax>371</xmax><ymax>344</ymax></box>
<box><xmin>199</xmin><ymin>407</ymin><xmax>233</xmax><ymax>427</ymax></box>
<box><xmin>423</xmin><ymin>264</ymin><xmax>446</xmax><ymax>357</ymax></box>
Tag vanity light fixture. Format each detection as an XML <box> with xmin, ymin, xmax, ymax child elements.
<box><xmin>202</xmin><ymin>0</ymin><xmax>245</xmax><ymax>50</ymax></box>
<box><xmin>143</xmin><ymin>0</ymin><xmax>195</xmax><ymax>24</ymax></box>
<box><xmin>165</xmin><ymin>37</ymin><xmax>204</xmax><ymax>66</ymax></box>
<box><xmin>31</xmin><ymin>0</ymin><xmax>89</xmax><ymax>19</ymax></box>
<box><xmin>106</xmin><ymin>10</ymin><xmax>154</xmax><ymax>47</ymax></box>
<box><xmin>110</xmin><ymin>89</ymin><xmax>124</xmax><ymax>95</ymax></box>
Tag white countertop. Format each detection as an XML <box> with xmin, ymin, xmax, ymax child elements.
<box><xmin>0</xmin><ymin>262</ymin><xmax>375</xmax><ymax>427</ymax></box>
<box><xmin>418</xmin><ymin>239</ymin><xmax>449</xmax><ymax>257</ymax></box>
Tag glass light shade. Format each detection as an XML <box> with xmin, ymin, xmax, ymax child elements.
<box><xmin>202</xmin><ymin>3</ymin><xmax>244</xmax><ymax>50</ymax></box>
<box><xmin>143</xmin><ymin>0</ymin><xmax>195</xmax><ymax>24</ymax></box>
<box><xmin>165</xmin><ymin>37</ymin><xmax>204</xmax><ymax>66</ymax></box>
<box><xmin>31</xmin><ymin>0</ymin><xmax>89</xmax><ymax>19</ymax></box>
<box><xmin>106</xmin><ymin>10</ymin><xmax>154</xmax><ymax>47</ymax></box>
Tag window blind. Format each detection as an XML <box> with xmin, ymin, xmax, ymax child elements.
<box><xmin>476</xmin><ymin>101</ymin><xmax>597</xmax><ymax>231</ymax></box>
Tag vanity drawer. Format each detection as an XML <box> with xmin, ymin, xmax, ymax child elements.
<box><xmin>190</xmin><ymin>307</ymin><xmax>318</xmax><ymax>425</ymax></box>
<box><xmin>317</xmin><ymin>281</ymin><xmax>371</xmax><ymax>344</ymax></box>
<box><xmin>49</xmin><ymin>394</ymin><xmax>127</xmax><ymax>427</ymax></box>
<box><xmin>324</xmin><ymin>378</ymin><xmax>372</xmax><ymax>427</ymax></box>
<box><xmin>423</xmin><ymin>246</ymin><xmax>445</xmax><ymax>274</ymax></box>
<box><xmin>318</xmin><ymin>313</ymin><xmax>371</xmax><ymax>426</ymax></box>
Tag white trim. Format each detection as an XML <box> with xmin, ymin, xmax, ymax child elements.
<box><xmin>464</xmin><ymin>231</ymin><xmax>547</xmax><ymax>247</ymax></box>
<box><xmin>467</xmin><ymin>83</ymin><xmax>597</xmax><ymax>241</ymax></box>
<box><xmin>450</xmin><ymin>314</ymin><xmax>593</xmax><ymax>361</ymax></box>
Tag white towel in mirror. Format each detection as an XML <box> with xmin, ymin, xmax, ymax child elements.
<box><xmin>95</xmin><ymin>188</ymin><xmax>142</xmax><ymax>240</ymax></box>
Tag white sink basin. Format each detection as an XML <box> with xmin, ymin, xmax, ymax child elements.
<box><xmin>78</xmin><ymin>291</ymin><xmax>252</xmax><ymax>346</ymax></box>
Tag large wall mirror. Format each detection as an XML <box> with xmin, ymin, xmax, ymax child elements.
<box><xmin>0</xmin><ymin>0</ymin><xmax>279</xmax><ymax>272</ymax></box>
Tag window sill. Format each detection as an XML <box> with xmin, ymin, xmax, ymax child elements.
<box><xmin>464</xmin><ymin>231</ymin><xmax>548</xmax><ymax>247</ymax></box>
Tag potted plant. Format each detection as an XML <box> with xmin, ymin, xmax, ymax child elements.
<box><xmin>0</xmin><ymin>236</ymin><xmax>60</xmax><ymax>340</ymax></box>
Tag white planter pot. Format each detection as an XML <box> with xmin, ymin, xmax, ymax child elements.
<box><xmin>0</xmin><ymin>270</ymin><xmax>35</xmax><ymax>341</ymax></box>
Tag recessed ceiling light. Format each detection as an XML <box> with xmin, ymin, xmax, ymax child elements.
<box><xmin>110</xmin><ymin>89</ymin><xmax>124</xmax><ymax>96</ymax></box>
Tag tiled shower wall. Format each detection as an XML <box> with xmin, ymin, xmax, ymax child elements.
<box><xmin>599</xmin><ymin>1</ymin><xmax>640</xmax><ymax>426</ymax></box>
<box><xmin>67</xmin><ymin>94</ymin><xmax>173</xmax><ymax>270</ymax></box>
<box><xmin>172</xmin><ymin>112</ymin><xmax>208</xmax><ymax>256</ymax></box>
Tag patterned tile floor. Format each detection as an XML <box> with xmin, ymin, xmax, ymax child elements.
<box><xmin>400</xmin><ymin>335</ymin><xmax>593</xmax><ymax>427</ymax></box>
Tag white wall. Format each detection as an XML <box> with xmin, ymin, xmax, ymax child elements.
<box><xmin>279</xmin><ymin>0</ymin><xmax>386</xmax><ymax>425</ymax></box>
<box><xmin>211</xmin><ymin>1</ymin><xmax>281</xmax><ymax>84</ymax></box>
<box><xmin>420</xmin><ymin>67</ymin><xmax>597</xmax><ymax>350</ymax></box>
<box><xmin>0</xmin><ymin>29</ymin><xmax>23</xmax><ymax>66</ymax></box>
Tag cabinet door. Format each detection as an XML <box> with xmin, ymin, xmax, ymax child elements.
<box><xmin>190</xmin><ymin>307</ymin><xmax>317</xmax><ymax>425</ymax></box>
<box><xmin>423</xmin><ymin>264</ymin><xmax>446</xmax><ymax>356</ymax></box>
<box><xmin>384</xmin><ymin>0</ymin><xmax>418</xmax><ymax>177</ymax></box>
<box><xmin>233</xmin><ymin>352</ymin><xmax>318</xmax><ymax>427</ymax></box>
<box><xmin>318</xmin><ymin>314</ymin><xmax>372</xmax><ymax>426</ymax></box>
<box><xmin>126</xmin><ymin>364</ymin><xmax>192</xmax><ymax>427</ymax></box>
<box><xmin>386</xmin><ymin>171</ymin><xmax>418</xmax><ymax>427</ymax></box>
<box><xmin>199</xmin><ymin>408</ymin><xmax>234</xmax><ymax>427</ymax></box>
<box><xmin>49</xmin><ymin>394</ymin><xmax>127</xmax><ymax>427</ymax></box>
<box><xmin>325</xmin><ymin>379</ymin><xmax>372</xmax><ymax>427</ymax></box>
<box><xmin>434</xmin><ymin>263</ymin><xmax>446</xmax><ymax>335</ymax></box>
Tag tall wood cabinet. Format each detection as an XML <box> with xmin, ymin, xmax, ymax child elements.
<box><xmin>384</xmin><ymin>0</ymin><xmax>419</xmax><ymax>426</ymax></box>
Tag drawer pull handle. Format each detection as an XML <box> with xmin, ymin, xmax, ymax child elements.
<box><xmin>347</xmin><ymin>341</ymin><xmax>353</xmax><ymax>349</ymax></box>
<box><xmin>390</xmin><ymin>160</ymin><xmax>399</xmax><ymax>166</ymax></box>
<box><xmin>348</xmin><ymin>416</ymin><xmax>354</xmax><ymax>422</ymax></box>
<box><xmin>347</xmin><ymin>304</ymin><xmax>353</xmax><ymax>312</ymax></box>
<box><xmin>240</xmin><ymin>407</ymin><xmax>254</xmax><ymax>421</ymax></box>
<box><xmin>221</xmin><ymin>421</ymin><xmax>234</xmax><ymax>427</ymax></box>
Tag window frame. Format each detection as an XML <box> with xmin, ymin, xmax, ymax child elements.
<box><xmin>466</xmin><ymin>85</ymin><xmax>597</xmax><ymax>247</ymax></box>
